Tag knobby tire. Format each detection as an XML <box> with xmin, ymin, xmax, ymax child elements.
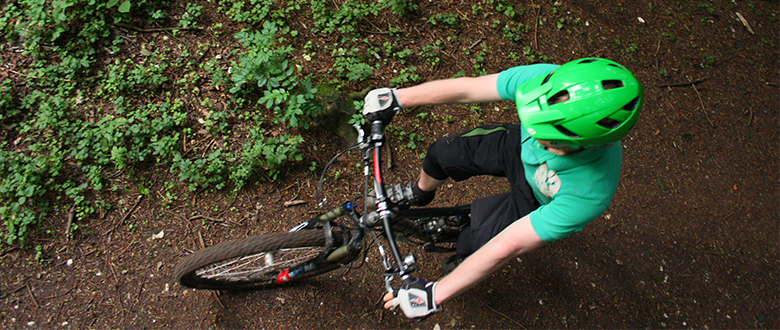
<box><xmin>174</xmin><ymin>230</ymin><xmax>343</xmax><ymax>290</ymax></box>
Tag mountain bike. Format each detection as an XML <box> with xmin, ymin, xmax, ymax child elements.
<box><xmin>173</xmin><ymin>120</ymin><xmax>471</xmax><ymax>293</ymax></box>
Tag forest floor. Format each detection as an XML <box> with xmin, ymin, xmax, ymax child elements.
<box><xmin>1</xmin><ymin>0</ymin><xmax>778</xmax><ymax>328</ymax></box>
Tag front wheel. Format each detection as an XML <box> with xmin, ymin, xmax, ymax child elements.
<box><xmin>173</xmin><ymin>230</ymin><xmax>343</xmax><ymax>290</ymax></box>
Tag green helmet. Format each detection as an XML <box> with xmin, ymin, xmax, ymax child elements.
<box><xmin>516</xmin><ymin>58</ymin><xmax>643</xmax><ymax>147</ymax></box>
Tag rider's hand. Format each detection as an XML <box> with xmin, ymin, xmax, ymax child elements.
<box><xmin>363</xmin><ymin>88</ymin><xmax>403</xmax><ymax>124</ymax></box>
<box><xmin>383</xmin><ymin>280</ymin><xmax>439</xmax><ymax>318</ymax></box>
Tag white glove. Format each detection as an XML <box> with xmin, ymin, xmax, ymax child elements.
<box><xmin>362</xmin><ymin>88</ymin><xmax>403</xmax><ymax>124</ymax></box>
<box><xmin>392</xmin><ymin>280</ymin><xmax>439</xmax><ymax>318</ymax></box>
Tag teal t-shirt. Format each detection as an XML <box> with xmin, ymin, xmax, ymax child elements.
<box><xmin>497</xmin><ymin>64</ymin><xmax>623</xmax><ymax>242</ymax></box>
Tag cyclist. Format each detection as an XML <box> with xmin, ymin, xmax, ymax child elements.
<box><xmin>362</xmin><ymin>58</ymin><xmax>643</xmax><ymax>318</ymax></box>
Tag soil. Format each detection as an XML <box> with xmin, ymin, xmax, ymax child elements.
<box><xmin>1</xmin><ymin>0</ymin><xmax>778</xmax><ymax>329</ymax></box>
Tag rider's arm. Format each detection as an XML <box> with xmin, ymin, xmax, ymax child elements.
<box><xmin>432</xmin><ymin>214</ymin><xmax>545</xmax><ymax>304</ymax></box>
<box><xmin>394</xmin><ymin>74</ymin><xmax>502</xmax><ymax>107</ymax></box>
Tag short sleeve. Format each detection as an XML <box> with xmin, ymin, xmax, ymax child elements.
<box><xmin>496</xmin><ymin>64</ymin><xmax>560</xmax><ymax>101</ymax></box>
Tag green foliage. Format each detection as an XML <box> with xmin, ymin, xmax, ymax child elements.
<box><xmin>217</xmin><ymin>0</ymin><xmax>301</xmax><ymax>24</ymax></box>
<box><xmin>502</xmin><ymin>22</ymin><xmax>532</xmax><ymax>43</ymax></box>
<box><xmin>179</xmin><ymin>3</ymin><xmax>203</xmax><ymax>28</ymax></box>
<box><xmin>0</xmin><ymin>80</ymin><xmax>19</xmax><ymax>121</ymax></box>
<box><xmin>428</xmin><ymin>13</ymin><xmax>460</xmax><ymax>27</ymax></box>
<box><xmin>311</xmin><ymin>0</ymin><xmax>384</xmax><ymax>35</ymax></box>
<box><xmin>332</xmin><ymin>47</ymin><xmax>375</xmax><ymax>82</ymax></box>
<box><xmin>0</xmin><ymin>144</ymin><xmax>57</xmax><ymax>244</ymax></box>
<box><xmin>522</xmin><ymin>46</ymin><xmax>550</xmax><ymax>64</ymax></box>
<box><xmin>230</xmin><ymin>22</ymin><xmax>320</xmax><ymax>128</ymax></box>
<box><xmin>0</xmin><ymin>2</ymin><xmax>317</xmax><ymax>243</ymax></box>
<box><xmin>419</xmin><ymin>43</ymin><xmax>442</xmax><ymax>68</ymax></box>
<box><xmin>496</xmin><ymin>1</ymin><xmax>524</xmax><ymax>19</ymax></box>
<box><xmin>388</xmin><ymin>0</ymin><xmax>417</xmax><ymax>17</ymax></box>
<box><xmin>390</xmin><ymin>66</ymin><xmax>420</xmax><ymax>87</ymax></box>
<box><xmin>697</xmin><ymin>3</ymin><xmax>715</xmax><ymax>14</ymax></box>
<box><xmin>230</xmin><ymin>130</ymin><xmax>304</xmax><ymax>188</ymax></box>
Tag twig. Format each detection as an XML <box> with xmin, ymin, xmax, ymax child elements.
<box><xmin>486</xmin><ymin>304</ymin><xmax>527</xmax><ymax>329</ymax></box>
<box><xmin>106</xmin><ymin>257</ymin><xmax>118</xmax><ymax>283</ymax></box>
<box><xmin>104</xmin><ymin>195</ymin><xmax>144</xmax><ymax>237</ymax></box>
<box><xmin>112</xmin><ymin>241</ymin><xmax>138</xmax><ymax>262</ymax></box>
<box><xmin>197</xmin><ymin>231</ymin><xmax>206</xmax><ymax>249</ymax></box>
<box><xmin>688</xmin><ymin>75</ymin><xmax>715</xmax><ymax>127</ymax></box>
<box><xmin>26</xmin><ymin>285</ymin><xmax>40</xmax><ymax>308</ymax></box>
<box><xmin>532</xmin><ymin>3</ymin><xmax>541</xmax><ymax>49</ymax></box>
<box><xmin>735</xmin><ymin>12</ymin><xmax>755</xmax><ymax>35</ymax></box>
<box><xmin>188</xmin><ymin>214</ymin><xmax>239</xmax><ymax>226</ymax></box>
<box><xmin>212</xmin><ymin>291</ymin><xmax>226</xmax><ymax>308</ymax></box>
<box><xmin>657</xmin><ymin>78</ymin><xmax>707</xmax><ymax>88</ymax></box>
<box><xmin>284</xmin><ymin>200</ymin><xmax>307</xmax><ymax>207</ymax></box>
<box><xmin>216</xmin><ymin>192</ymin><xmax>240</xmax><ymax>219</ymax></box>
<box><xmin>113</xmin><ymin>22</ymin><xmax>203</xmax><ymax>33</ymax></box>
<box><xmin>653</xmin><ymin>39</ymin><xmax>662</xmax><ymax>77</ymax></box>
<box><xmin>468</xmin><ymin>39</ymin><xmax>483</xmax><ymax>49</ymax></box>
<box><xmin>588</xmin><ymin>47</ymin><xmax>608</xmax><ymax>57</ymax></box>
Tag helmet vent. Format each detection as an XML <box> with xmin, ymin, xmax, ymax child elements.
<box><xmin>579</xmin><ymin>59</ymin><xmax>598</xmax><ymax>64</ymax></box>
<box><xmin>622</xmin><ymin>97</ymin><xmax>640</xmax><ymax>111</ymax></box>
<box><xmin>554</xmin><ymin>125</ymin><xmax>581</xmax><ymax>138</ymax></box>
<box><xmin>597</xmin><ymin>118</ymin><xmax>622</xmax><ymax>129</ymax></box>
<box><xmin>602</xmin><ymin>80</ymin><xmax>624</xmax><ymax>90</ymax></box>
<box><xmin>547</xmin><ymin>90</ymin><xmax>570</xmax><ymax>105</ymax></box>
<box><xmin>541</xmin><ymin>70</ymin><xmax>556</xmax><ymax>85</ymax></box>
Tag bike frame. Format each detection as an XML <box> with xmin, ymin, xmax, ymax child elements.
<box><xmin>277</xmin><ymin>120</ymin><xmax>470</xmax><ymax>290</ymax></box>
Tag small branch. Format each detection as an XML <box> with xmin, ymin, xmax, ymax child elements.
<box><xmin>532</xmin><ymin>3</ymin><xmax>541</xmax><ymax>49</ymax></box>
<box><xmin>588</xmin><ymin>47</ymin><xmax>608</xmax><ymax>57</ymax></box>
<box><xmin>113</xmin><ymin>22</ymin><xmax>203</xmax><ymax>33</ymax></box>
<box><xmin>735</xmin><ymin>12</ymin><xmax>755</xmax><ymax>35</ymax></box>
<box><xmin>468</xmin><ymin>39</ymin><xmax>483</xmax><ymax>49</ymax></box>
<box><xmin>197</xmin><ymin>231</ymin><xmax>205</xmax><ymax>249</ymax></box>
<box><xmin>103</xmin><ymin>195</ymin><xmax>144</xmax><ymax>237</ymax></box>
<box><xmin>284</xmin><ymin>200</ymin><xmax>307</xmax><ymax>207</ymax></box>
<box><xmin>212</xmin><ymin>291</ymin><xmax>226</xmax><ymax>308</ymax></box>
<box><xmin>189</xmin><ymin>215</ymin><xmax>240</xmax><ymax>226</ymax></box>
<box><xmin>26</xmin><ymin>285</ymin><xmax>40</xmax><ymax>309</ymax></box>
<box><xmin>688</xmin><ymin>75</ymin><xmax>715</xmax><ymax>128</ymax></box>
<box><xmin>486</xmin><ymin>304</ymin><xmax>527</xmax><ymax>329</ymax></box>
<box><xmin>657</xmin><ymin>78</ymin><xmax>708</xmax><ymax>88</ymax></box>
<box><xmin>111</xmin><ymin>241</ymin><xmax>138</xmax><ymax>262</ymax></box>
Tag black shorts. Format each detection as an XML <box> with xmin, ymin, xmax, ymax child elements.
<box><xmin>422</xmin><ymin>124</ymin><xmax>540</xmax><ymax>256</ymax></box>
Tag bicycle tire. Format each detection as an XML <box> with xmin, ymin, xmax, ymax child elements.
<box><xmin>174</xmin><ymin>230</ymin><xmax>344</xmax><ymax>290</ymax></box>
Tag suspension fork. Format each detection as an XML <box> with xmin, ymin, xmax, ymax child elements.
<box><xmin>365</xmin><ymin>120</ymin><xmax>416</xmax><ymax>283</ymax></box>
<box><xmin>277</xmin><ymin>203</ymin><xmax>364</xmax><ymax>284</ymax></box>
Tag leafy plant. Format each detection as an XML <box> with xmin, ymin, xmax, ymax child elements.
<box><xmin>428</xmin><ymin>13</ymin><xmax>460</xmax><ymax>27</ymax></box>
<box><xmin>388</xmin><ymin>0</ymin><xmax>417</xmax><ymax>17</ymax></box>
<box><xmin>332</xmin><ymin>47</ymin><xmax>375</xmax><ymax>82</ymax></box>
<box><xmin>390</xmin><ymin>66</ymin><xmax>421</xmax><ymax>86</ymax></box>
<box><xmin>230</xmin><ymin>22</ymin><xmax>321</xmax><ymax>128</ymax></box>
<box><xmin>522</xmin><ymin>46</ymin><xmax>550</xmax><ymax>63</ymax></box>
<box><xmin>179</xmin><ymin>3</ymin><xmax>203</xmax><ymax>28</ymax></box>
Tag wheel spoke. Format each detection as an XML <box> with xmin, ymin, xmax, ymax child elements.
<box><xmin>195</xmin><ymin>247</ymin><xmax>323</xmax><ymax>281</ymax></box>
